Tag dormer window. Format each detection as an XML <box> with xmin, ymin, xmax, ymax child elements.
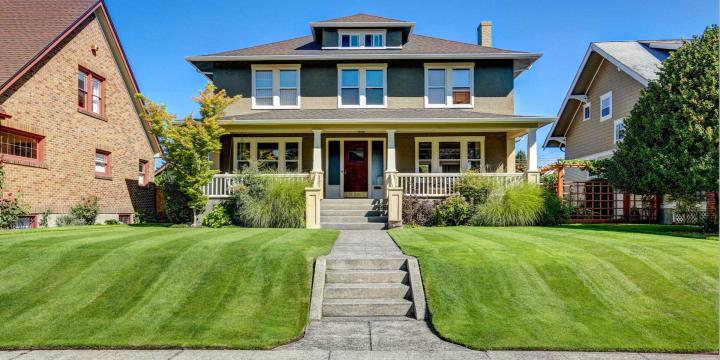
<box><xmin>339</xmin><ymin>30</ymin><xmax>385</xmax><ymax>48</ymax></box>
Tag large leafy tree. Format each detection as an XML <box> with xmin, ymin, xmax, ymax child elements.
<box><xmin>138</xmin><ymin>84</ymin><xmax>237</xmax><ymax>224</ymax></box>
<box><xmin>601</xmin><ymin>25</ymin><xmax>719</xmax><ymax>201</ymax></box>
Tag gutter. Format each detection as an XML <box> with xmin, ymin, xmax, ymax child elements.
<box><xmin>185</xmin><ymin>52</ymin><xmax>542</xmax><ymax>62</ymax></box>
<box><xmin>215</xmin><ymin>117</ymin><xmax>556</xmax><ymax>126</ymax></box>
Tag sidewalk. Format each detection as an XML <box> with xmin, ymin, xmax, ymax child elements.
<box><xmin>1</xmin><ymin>349</ymin><xmax>715</xmax><ymax>359</ymax></box>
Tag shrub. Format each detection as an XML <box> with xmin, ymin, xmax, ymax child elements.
<box><xmin>56</xmin><ymin>214</ymin><xmax>86</xmax><ymax>227</ymax></box>
<box><xmin>456</xmin><ymin>173</ymin><xmax>496</xmax><ymax>206</ymax></box>
<box><xmin>469</xmin><ymin>182</ymin><xmax>545</xmax><ymax>226</ymax></box>
<box><xmin>105</xmin><ymin>219</ymin><xmax>121</xmax><ymax>225</ymax></box>
<box><xmin>537</xmin><ymin>190</ymin><xmax>570</xmax><ymax>225</ymax></box>
<box><xmin>158</xmin><ymin>176</ymin><xmax>193</xmax><ymax>224</ymax></box>
<box><xmin>433</xmin><ymin>194</ymin><xmax>471</xmax><ymax>226</ymax></box>
<box><xmin>70</xmin><ymin>196</ymin><xmax>100</xmax><ymax>225</ymax></box>
<box><xmin>202</xmin><ymin>204</ymin><xmax>231</xmax><ymax>228</ymax></box>
<box><xmin>39</xmin><ymin>209</ymin><xmax>51</xmax><ymax>227</ymax></box>
<box><xmin>134</xmin><ymin>209</ymin><xmax>159</xmax><ymax>224</ymax></box>
<box><xmin>0</xmin><ymin>165</ymin><xmax>29</xmax><ymax>229</ymax></box>
<box><xmin>229</xmin><ymin>171</ymin><xmax>308</xmax><ymax>228</ymax></box>
<box><xmin>402</xmin><ymin>196</ymin><xmax>437</xmax><ymax>226</ymax></box>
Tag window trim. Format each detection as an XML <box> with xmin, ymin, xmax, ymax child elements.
<box><xmin>414</xmin><ymin>136</ymin><xmax>485</xmax><ymax>173</ymax></box>
<box><xmin>14</xmin><ymin>215</ymin><xmax>37</xmax><ymax>229</ymax></box>
<box><xmin>337</xmin><ymin>64</ymin><xmax>387</xmax><ymax>109</ymax></box>
<box><xmin>582</xmin><ymin>102</ymin><xmax>591</xmax><ymax>121</ymax></box>
<box><xmin>232</xmin><ymin>137</ymin><xmax>303</xmax><ymax>173</ymax></box>
<box><xmin>95</xmin><ymin>149</ymin><xmax>111</xmax><ymax>177</ymax></box>
<box><xmin>423</xmin><ymin>63</ymin><xmax>475</xmax><ymax>109</ymax></box>
<box><xmin>600</xmin><ymin>91</ymin><xmax>613</xmax><ymax>121</ymax></box>
<box><xmin>0</xmin><ymin>125</ymin><xmax>45</xmax><ymax>165</ymax></box>
<box><xmin>251</xmin><ymin>64</ymin><xmax>301</xmax><ymax>110</ymax></box>
<box><xmin>614</xmin><ymin>118</ymin><xmax>625</xmax><ymax>144</ymax></box>
<box><xmin>337</xmin><ymin>29</ymin><xmax>387</xmax><ymax>49</ymax></box>
<box><xmin>78</xmin><ymin>66</ymin><xmax>105</xmax><ymax>118</ymax></box>
<box><xmin>138</xmin><ymin>160</ymin><xmax>149</xmax><ymax>186</ymax></box>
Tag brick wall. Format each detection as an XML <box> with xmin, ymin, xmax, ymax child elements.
<box><xmin>0</xmin><ymin>15</ymin><xmax>156</xmax><ymax>217</ymax></box>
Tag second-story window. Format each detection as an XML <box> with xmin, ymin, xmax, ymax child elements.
<box><xmin>424</xmin><ymin>64</ymin><xmax>474</xmax><ymax>108</ymax></box>
<box><xmin>600</xmin><ymin>91</ymin><xmax>613</xmax><ymax>121</ymax></box>
<box><xmin>338</xmin><ymin>65</ymin><xmax>386</xmax><ymax>108</ymax></box>
<box><xmin>78</xmin><ymin>67</ymin><xmax>104</xmax><ymax>116</ymax></box>
<box><xmin>251</xmin><ymin>65</ymin><xmax>301</xmax><ymax>109</ymax></box>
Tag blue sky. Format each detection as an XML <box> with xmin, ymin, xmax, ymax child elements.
<box><xmin>105</xmin><ymin>0</ymin><xmax>717</xmax><ymax>165</ymax></box>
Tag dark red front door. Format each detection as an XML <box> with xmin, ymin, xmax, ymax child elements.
<box><xmin>344</xmin><ymin>141</ymin><xmax>368</xmax><ymax>197</ymax></box>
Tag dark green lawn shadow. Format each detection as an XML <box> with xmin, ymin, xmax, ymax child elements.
<box><xmin>558</xmin><ymin>223</ymin><xmax>718</xmax><ymax>240</ymax></box>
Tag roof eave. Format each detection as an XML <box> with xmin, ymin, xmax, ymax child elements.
<box><xmin>216</xmin><ymin>117</ymin><xmax>556</xmax><ymax>126</ymax></box>
<box><xmin>186</xmin><ymin>52</ymin><xmax>542</xmax><ymax>62</ymax></box>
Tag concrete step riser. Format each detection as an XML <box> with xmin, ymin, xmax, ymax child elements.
<box><xmin>321</xmin><ymin>223</ymin><xmax>387</xmax><ymax>230</ymax></box>
<box><xmin>321</xmin><ymin>205</ymin><xmax>387</xmax><ymax>211</ymax></box>
<box><xmin>320</xmin><ymin>216</ymin><xmax>388</xmax><ymax>224</ymax></box>
<box><xmin>324</xmin><ymin>286</ymin><xmax>410</xmax><ymax>299</ymax></box>
<box><xmin>323</xmin><ymin>199</ymin><xmax>387</xmax><ymax>204</ymax></box>
<box><xmin>326</xmin><ymin>271</ymin><xmax>408</xmax><ymax>284</ymax></box>
<box><xmin>322</xmin><ymin>303</ymin><xmax>414</xmax><ymax>317</ymax></box>
<box><xmin>327</xmin><ymin>258</ymin><xmax>407</xmax><ymax>270</ymax></box>
<box><xmin>320</xmin><ymin>210</ymin><xmax>387</xmax><ymax>216</ymax></box>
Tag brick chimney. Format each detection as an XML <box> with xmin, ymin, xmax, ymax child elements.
<box><xmin>477</xmin><ymin>21</ymin><xmax>492</xmax><ymax>47</ymax></box>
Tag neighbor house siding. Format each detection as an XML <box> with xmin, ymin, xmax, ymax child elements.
<box><xmin>217</xmin><ymin>61</ymin><xmax>515</xmax><ymax>115</ymax></box>
<box><xmin>0</xmin><ymin>15</ymin><xmax>156</xmax><ymax>216</ymax></box>
<box><xmin>565</xmin><ymin>60</ymin><xmax>644</xmax><ymax>159</ymax></box>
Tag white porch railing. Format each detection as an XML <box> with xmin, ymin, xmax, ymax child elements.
<box><xmin>396</xmin><ymin>173</ymin><xmax>525</xmax><ymax>197</ymax></box>
<box><xmin>203</xmin><ymin>173</ymin><xmax>310</xmax><ymax>198</ymax></box>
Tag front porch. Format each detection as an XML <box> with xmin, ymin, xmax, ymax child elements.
<box><xmin>204</xmin><ymin>124</ymin><xmax>545</xmax><ymax>228</ymax></box>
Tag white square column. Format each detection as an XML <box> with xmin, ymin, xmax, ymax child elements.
<box><xmin>312</xmin><ymin>129</ymin><xmax>322</xmax><ymax>173</ymax></box>
<box><xmin>386</xmin><ymin>129</ymin><xmax>397</xmax><ymax>172</ymax></box>
<box><xmin>527</xmin><ymin>128</ymin><xmax>538</xmax><ymax>172</ymax></box>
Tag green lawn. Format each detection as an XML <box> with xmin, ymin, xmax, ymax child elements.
<box><xmin>0</xmin><ymin>225</ymin><xmax>337</xmax><ymax>349</ymax></box>
<box><xmin>390</xmin><ymin>225</ymin><xmax>718</xmax><ymax>352</ymax></box>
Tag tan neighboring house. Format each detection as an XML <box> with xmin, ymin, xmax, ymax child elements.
<box><xmin>0</xmin><ymin>0</ymin><xmax>161</xmax><ymax>228</ymax></box>
<box><xmin>188</xmin><ymin>14</ymin><xmax>554</xmax><ymax>229</ymax></box>
<box><xmin>543</xmin><ymin>39</ymin><xmax>697</xmax><ymax>223</ymax></box>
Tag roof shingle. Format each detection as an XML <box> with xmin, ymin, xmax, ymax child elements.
<box><xmin>0</xmin><ymin>0</ymin><xmax>98</xmax><ymax>88</ymax></box>
<box><xmin>222</xmin><ymin>108</ymin><xmax>547</xmax><ymax>121</ymax></box>
<box><xmin>314</xmin><ymin>13</ymin><xmax>409</xmax><ymax>24</ymax></box>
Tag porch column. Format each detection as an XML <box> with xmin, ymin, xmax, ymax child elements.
<box><xmin>386</xmin><ymin>129</ymin><xmax>397</xmax><ymax>172</ymax></box>
<box><xmin>505</xmin><ymin>132</ymin><xmax>516</xmax><ymax>173</ymax></box>
<box><xmin>525</xmin><ymin>128</ymin><xmax>540</xmax><ymax>184</ymax></box>
<box><xmin>312</xmin><ymin>129</ymin><xmax>322</xmax><ymax>172</ymax></box>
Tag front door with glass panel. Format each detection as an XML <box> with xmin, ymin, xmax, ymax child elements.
<box><xmin>326</xmin><ymin>139</ymin><xmax>385</xmax><ymax>199</ymax></box>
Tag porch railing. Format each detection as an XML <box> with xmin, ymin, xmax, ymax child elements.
<box><xmin>396</xmin><ymin>173</ymin><xmax>525</xmax><ymax>197</ymax></box>
<box><xmin>203</xmin><ymin>173</ymin><xmax>309</xmax><ymax>198</ymax></box>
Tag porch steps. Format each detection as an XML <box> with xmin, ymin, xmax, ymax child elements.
<box><xmin>320</xmin><ymin>199</ymin><xmax>388</xmax><ymax>230</ymax></box>
<box><xmin>322</xmin><ymin>258</ymin><xmax>415</xmax><ymax>318</ymax></box>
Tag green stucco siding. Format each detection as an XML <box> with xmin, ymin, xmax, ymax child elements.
<box><xmin>387</xmin><ymin>65</ymin><xmax>424</xmax><ymax>97</ymax></box>
<box><xmin>302</xmin><ymin>64</ymin><xmax>337</xmax><ymax>97</ymax></box>
<box><xmin>386</xmin><ymin>30</ymin><xmax>402</xmax><ymax>47</ymax></box>
<box><xmin>322</xmin><ymin>29</ymin><xmax>338</xmax><ymax>48</ymax></box>
<box><xmin>213</xmin><ymin>66</ymin><xmax>251</xmax><ymax>98</ymax></box>
<box><xmin>475</xmin><ymin>62</ymin><xmax>513</xmax><ymax>97</ymax></box>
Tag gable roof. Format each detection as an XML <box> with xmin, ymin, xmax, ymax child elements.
<box><xmin>0</xmin><ymin>0</ymin><xmax>161</xmax><ymax>153</ymax></box>
<box><xmin>0</xmin><ymin>0</ymin><xmax>98</xmax><ymax>89</ymax></box>
<box><xmin>544</xmin><ymin>39</ymin><xmax>683</xmax><ymax>148</ymax></box>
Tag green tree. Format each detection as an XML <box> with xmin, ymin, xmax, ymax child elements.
<box><xmin>601</xmin><ymin>25</ymin><xmax>719</xmax><ymax>201</ymax></box>
<box><xmin>137</xmin><ymin>84</ymin><xmax>238</xmax><ymax>225</ymax></box>
<box><xmin>515</xmin><ymin>150</ymin><xmax>527</xmax><ymax>172</ymax></box>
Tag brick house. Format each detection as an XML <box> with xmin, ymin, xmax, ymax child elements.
<box><xmin>0</xmin><ymin>0</ymin><xmax>161</xmax><ymax>227</ymax></box>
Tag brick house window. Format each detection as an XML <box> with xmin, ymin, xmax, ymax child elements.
<box><xmin>138</xmin><ymin>160</ymin><xmax>149</xmax><ymax>186</ymax></box>
<box><xmin>15</xmin><ymin>215</ymin><xmax>37</xmax><ymax>229</ymax></box>
<box><xmin>78</xmin><ymin>67</ymin><xmax>104</xmax><ymax>116</ymax></box>
<box><xmin>118</xmin><ymin>214</ymin><xmax>132</xmax><ymax>224</ymax></box>
<box><xmin>95</xmin><ymin>150</ymin><xmax>110</xmax><ymax>176</ymax></box>
<box><xmin>0</xmin><ymin>126</ymin><xmax>44</xmax><ymax>162</ymax></box>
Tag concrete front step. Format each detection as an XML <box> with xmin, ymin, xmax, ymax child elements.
<box><xmin>320</xmin><ymin>216</ymin><xmax>388</xmax><ymax>224</ymax></box>
<box><xmin>324</xmin><ymin>283</ymin><xmax>411</xmax><ymax>299</ymax></box>
<box><xmin>322</xmin><ymin>298</ymin><xmax>414</xmax><ymax>317</ymax></box>
<box><xmin>321</xmin><ymin>223</ymin><xmax>387</xmax><ymax>230</ymax></box>
<box><xmin>327</xmin><ymin>258</ymin><xmax>407</xmax><ymax>270</ymax></box>
<box><xmin>326</xmin><ymin>269</ymin><xmax>408</xmax><ymax>284</ymax></box>
<box><xmin>320</xmin><ymin>209</ymin><xmax>386</xmax><ymax>216</ymax></box>
<box><xmin>321</xmin><ymin>203</ymin><xmax>387</xmax><ymax>211</ymax></box>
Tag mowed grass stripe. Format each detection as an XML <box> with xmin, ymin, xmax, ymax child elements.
<box><xmin>0</xmin><ymin>226</ymin><xmax>337</xmax><ymax>349</ymax></box>
<box><xmin>390</xmin><ymin>226</ymin><xmax>718</xmax><ymax>352</ymax></box>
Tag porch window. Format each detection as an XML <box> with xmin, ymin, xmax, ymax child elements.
<box><xmin>95</xmin><ymin>150</ymin><xmax>110</xmax><ymax>176</ymax></box>
<box><xmin>600</xmin><ymin>91</ymin><xmax>612</xmax><ymax>121</ymax></box>
<box><xmin>78</xmin><ymin>67</ymin><xmax>104</xmax><ymax>116</ymax></box>
<box><xmin>251</xmin><ymin>65</ymin><xmax>300</xmax><ymax>109</ymax></box>
<box><xmin>415</xmin><ymin>137</ymin><xmax>485</xmax><ymax>173</ymax></box>
<box><xmin>424</xmin><ymin>64</ymin><xmax>474</xmax><ymax>108</ymax></box>
<box><xmin>338</xmin><ymin>65</ymin><xmax>386</xmax><ymax>108</ymax></box>
<box><xmin>0</xmin><ymin>127</ymin><xmax>43</xmax><ymax>161</ymax></box>
<box><xmin>234</xmin><ymin>137</ymin><xmax>303</xmax><ymax>173</ymax></box>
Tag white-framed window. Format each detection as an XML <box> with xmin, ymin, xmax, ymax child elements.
<box><xmin>95</xmin><ymin>150</ymin><xmax>110</xmax><ymax>175</ymax></box>
<box><xmin>233</xmin><ymin>137</ymin><xmax>303</xmax><ymax>173</ymax></box>
<box><xmin>583</xmin><ymin>102</ymin><xmax>591</xmax><ymax>121</ymax></box>
<box><xmin>251</xmin><ymin>64</ymin><xmax>301</xmax><ymax>109</ymax></box>
<box><xmin>600</xmin><ymin>91</ymin><xmax>612</xmax><ymax>121</ymax></box>
<box><xmin>337</xmin><ymin>64</ymin><xmax>387</xmax><ymax>108</ymax></box>
<box><xmin>614</xmin><ymin>118</ymin><xmax>625</xmax><ymax>144</ymax></box>
<box><xmin>424</xmin><ymin>64</ymin><xmax>474</xmax><ymax>108</ymax></box>
<box><xmin>138</xmin><ymin>160</ymin><xmax>149</xmax><ymax>186</ymax></box>
<box><xmin>338</xmin><ymin>30</ymin><xmax>386</xmax><ymax>49</ymax></box>
<box><xmin>414</xmin><ymin>136</ymin><xmax>485</xmax><ymax>173</ymax></box>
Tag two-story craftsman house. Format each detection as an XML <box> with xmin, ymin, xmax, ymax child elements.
<box><xmin>188</xmin><ymin>14</ymin><xmax>553</xmax><ymax>229</ymax></box>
